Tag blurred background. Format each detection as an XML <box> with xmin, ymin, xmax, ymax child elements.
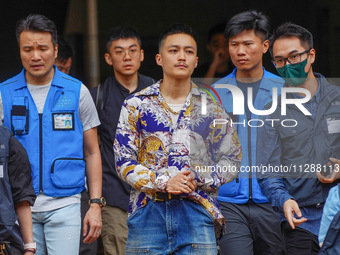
<box><xmin>0</xmin><ymin>0</ymin><xmax>339</xmax><ymax>88</ymax></box>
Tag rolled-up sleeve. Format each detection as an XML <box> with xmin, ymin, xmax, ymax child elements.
<box><xmin>9</xmin><ymin>135</ymin><xmax>36</xmax><ymax>206</ymax></box>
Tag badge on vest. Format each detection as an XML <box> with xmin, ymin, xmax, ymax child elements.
<box><xmin>327</xmin><ymin>118</ymin><xmax>340</xmax><ymax>134</ymax></box>
<box><xmin>52</xmin><ymin>113</ymin><xmax>74</xmax><ymax>131</ymax></box>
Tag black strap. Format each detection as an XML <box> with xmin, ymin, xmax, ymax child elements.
<box><xmin>95</xmin><ymin>83</ymin><xmax>105</xmax><ymax>113</ymax></box>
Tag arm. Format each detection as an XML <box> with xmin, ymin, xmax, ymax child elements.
<box><xmin>319</xmin><ymin>186</ymin><xmax>340</xmax><ymax>246</ymax></box>
<box><xmin>82</xmin><ymin>127</ymin><xmax>102</xmax><ymax>243</ymax></box>
<box><xmin>8</xmin><ymin>135</ymin><xmax>36</xmax><ymax>254</ymax></box>
<box><xmin>190</xmin><ymin>102</ymin><xmax>242</xmax><ymax>191</ymax></box>
<box><xmin>256</xmin><ymin>114</ymin><xmax>307</xmax><ymax>228</ymax></box>
<box><xmin>15</xmin><ymin>201</ymin><xmax>35</xmax><ymax>255</ymax></box>
<box><xmin>256</xmin><ymin>114</ymin><xmax>293</xmax><ymax>210</ymax></box>
<box><xmin>114</xmin><ymin>100</ymin><xmax>171</xmax><ymax>193</ymax></box>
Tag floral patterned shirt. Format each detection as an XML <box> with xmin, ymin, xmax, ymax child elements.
<box><xmin>114</xmin><ymin>81</ymin><xmax>242</xmax><ymax>236</ymax></box>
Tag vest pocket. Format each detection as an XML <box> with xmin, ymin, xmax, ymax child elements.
<box><xmin>218</xmin><ymin>178</ymin><xmax>240</xmax><ymax>196</ymax></box>
<box><xmin>51</xmin><ymin>158</ymin><xmax>85</xmax><ymax>188</ymax></box>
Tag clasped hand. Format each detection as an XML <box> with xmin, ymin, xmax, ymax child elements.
<box><xmin>165</xmin><ymin>170</ymin><xmax>196</xmax><ymax>194</ymax></box>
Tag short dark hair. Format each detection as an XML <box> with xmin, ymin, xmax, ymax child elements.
<box><xmin>269</xmin><ymin>22</ymin><xmax>313</xmax><ymax>57</ymax></box>
<box><xmin>158</xmin><ymin>23</ymin><xmax>198</xmax><ymax>52</ymax></box>
<box><xmin>16</xmin><ymin>14</ymin><xmax>58</xmax><ymax>47</ymax></box>
<box><xmin>225</xmin><ymin>10</ymin><xmax>270</xmax><ymax>42</ymax></box>
<box><xmin>105</xmin><ymin>25</ymin><xmax>141</xmax><ymax>53</ymax></box>
<box><xmin>57</xmin><ymin>37</ymin><xmax>73</xmax><ymax>63</ymax></box>
<box><xmin>207</xmin><ymin>23</ymin><xmax>226</xmax><ymax>43</ymax></box>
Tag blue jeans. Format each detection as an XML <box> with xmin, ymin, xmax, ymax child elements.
<box><xmin>126</xmin><ymin>199</ymin><xmax>217</xmax><ymax>255</ymax></box>
<box><xmin>32</xmin><ymin>203</ymin><xmax>81</xmax><ymax>255</ymax></box>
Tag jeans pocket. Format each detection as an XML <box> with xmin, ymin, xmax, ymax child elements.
<box><xmin>126</xmin><ymin>247</ymin><xmax>149</xmax><ymax>254</ymax></box>
<box><xmin>191</xmin><ymin>243</ymin><xmax>217</xmax><ymax>255</ymax></box>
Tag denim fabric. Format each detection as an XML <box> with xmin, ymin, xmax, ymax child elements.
<box><xmin>126</xmin><ymin>199</ymin><xmax>217</xmax><ymax>255</ymax></box>
<box><xmin>319</xmin><ymin>185</ymin><xmax>340</xmax><ymax>244</ymax></box>
<box><xmin>32</xmin><ymin>203</ymin><xmax>81</xmax><ymax>255</ymax></box>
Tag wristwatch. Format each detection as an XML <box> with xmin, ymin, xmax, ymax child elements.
<box><xmin>89</xmin><ymin>197</ymin><xmax>106</xmax><ymax>207</ymax></box>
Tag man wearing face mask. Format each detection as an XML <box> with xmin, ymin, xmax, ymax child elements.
<box><xmin>256</xmin><ymin>22</ymin><xmax>340</xmax><ymax>254</ymax></box>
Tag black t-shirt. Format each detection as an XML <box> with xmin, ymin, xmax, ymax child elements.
<box><xmin>236</xmin><ymin>79</ymin><xmax>261</xmax><ymax>119</ymax></box>
<box><xmin>90</xmin><ymin>73</ymin><xmax>154</xmax><ymax>211</ymax></box>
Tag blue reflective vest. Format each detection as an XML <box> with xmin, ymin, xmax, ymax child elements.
<box><xmin>214</xmin><ymin>68</ymin><xmax>284</xmax><ymax>203</ymax></box>
<box><xmin>1</xmin><ymin>67</ymin><xmax>85</xmax><ymax>197</ymax></box>
<box><xmin>0</xmin><ymin>126</ymin><xmax>24</xmax><ymax>250</ymax></box>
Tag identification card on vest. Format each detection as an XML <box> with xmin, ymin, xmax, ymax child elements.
<box><xmin>52</xmin><ymin>113</ymin><xmax>74</xmax><ymax>131</ymax></box>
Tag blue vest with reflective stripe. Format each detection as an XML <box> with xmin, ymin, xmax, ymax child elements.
<box><xmin>0</xmin><ymin>126</ymin><xmax>24</xmax><ymax>250</ymax></box>
<box><xmin>1</xmin><ymin>67</ymin><xmax>85</xmax><ymax>197</ymax></box>
<box><xmin>214</xmin><ymin>68</ymin><xmax>284</xmax><ymax>203</ymax></box>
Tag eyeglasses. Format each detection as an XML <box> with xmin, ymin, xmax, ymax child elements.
<box><xmin>272</xmin><ymin>49</ymin><xmax>311</xmax><ymax>68</ymax></box>
<box><xmin>112</xmin><ymin>49</ymin><xmax>139</xmax><ymax>58</ymax></box>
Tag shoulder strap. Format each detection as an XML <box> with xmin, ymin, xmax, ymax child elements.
<box><xmin>95</xmin><ymin>83</ymin><xmax>105</xmax><ymax>113</ymax></box>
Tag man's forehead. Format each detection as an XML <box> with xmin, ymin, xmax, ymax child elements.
<box><xmin>273</xmin><ymin>36</ymin><xmax>305</xmax><ymax>53</ymax></box>
<box><xmin>210</xmin><ymin>34</ymin><xmax>226</xmax><ymax>43</ymax></box>
<box><xmin>164</xmin><ymin>33</ymin><xmax>197</xmax><ymax>47</ymax></box>
<box><xmin>110</xmin><ymin>38</ymin><xmax>140</xmax><ymax>49</ymax></box>
<box><xmin>20</xmin><ymin>31</ymin><xmax>53</xmax><ymax>44</ymax></box>
<box><xmin>229</xmin><ymin>29</ymin><xmax>263</xmax><ymax>42</ymax></box>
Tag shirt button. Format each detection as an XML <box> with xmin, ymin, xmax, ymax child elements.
<box><xmin>292</xmin><ymin>130</ymin><xmax>296</xmax><ymax>134</ymax></box>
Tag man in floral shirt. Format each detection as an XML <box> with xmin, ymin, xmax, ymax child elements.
<box><xmin>114</xmin><ymin>23</ymin><xmax>242</xmax><ymax>254</ymax></box>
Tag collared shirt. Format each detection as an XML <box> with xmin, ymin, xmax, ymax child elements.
<box><xmin>114</xmin><ymin>81</ymin><xmax>242</xmax><ymax>234</ymax></box>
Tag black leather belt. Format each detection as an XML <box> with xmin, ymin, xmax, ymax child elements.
<box><xmin>152</xmin><ymin>192</ymin><xmax>185</xmax><ymax>202</ymax></box>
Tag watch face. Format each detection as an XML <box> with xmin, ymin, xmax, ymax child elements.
<box><xmin>100</xmin><ymin>197</ymin><xmax>107</xmax><ymax>207</ymax></box>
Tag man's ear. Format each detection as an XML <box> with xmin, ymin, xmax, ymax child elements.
<box><xmin>263</xmin><ymin>39</ymin><xmax>269</xmax><ymax>54</ymax></box>
<box><xmin>309</xmin><ymin>48</ymin><xmax>316</xmax><ymax>64</ymax></box>
<box><xmin>155</xmin><ymin>53</ymin><xmax>162</xmax><ymax>67</ymax></box>
<box><xmin>54</xmin><ymin>44</ymin><xmax>59</xmax><ymax>59</ymax></box>
<box><xmin>140</xmin><ymin>49</ymin><xmax>145</xmax><ymax>62</ymax></box>
<box><xmin>195</xmin><ymin>57</ymin><xmax>198</xmax><ymax>68</ymax></box>
<box><xmin>104</xmin><ymin>53</ymin><xmax>113</xmax><ymax>66</ymax></box>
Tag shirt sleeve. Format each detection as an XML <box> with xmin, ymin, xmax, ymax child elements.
<box><xmin>191</xmin><ymin>105</ymin><xmax>242</xmax><ymax>191</ymax></box>
<box><xmin>79</xmin><ymin>84</ymin><xmax>101</xmax><ymax>132</ymax></box>
<box><xmin>319</xmin><ymin>186</ymin><xmax>340</xmax><ymax>245</ymax></box>
<box><xmin>114</xmin><ymin>99</ymin><xmax>170</xmax><ymax>193</ymax></box>
<box><xmin>8</xmin><ymin>135</ymin><xmax>36</xmax><ymax>206</ymax></box>
<box><xmin>256</xmin><ymin>114</ymin><xmax>293</xmax><ymax>212</ymax></box>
